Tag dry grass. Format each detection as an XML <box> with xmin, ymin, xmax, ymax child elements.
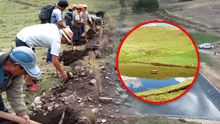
<box><xmin>100</xmin><ymin>24</ymin><xmax>104</xmax><ymax>38</ymax></box>
<box><xmin>95</xmin><ymin>76</ymin><xmax>102</xmax><ymax>93</ymax></box>
<box><xmin>84</xmin><ymin>109</ymin><xmax>97</xmax><ymax>124</ymax></box>
<box><xmin>88</xmin><ymin>51</ymin><xmax>96</xmax><ymax>62</ymax></box>
<box><xmin>101</xmin><ymin>39</ymin><xmax>109</xmax><ymax>51</ymax></box>
<box><xmin>82</xmin><ymin>51</ymin><xmax>102</xmax><ymax>93</ymax></box>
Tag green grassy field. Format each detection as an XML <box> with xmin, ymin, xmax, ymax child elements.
<box><xmin>119</xmin><ymin>26</ymin><xmax>198</xmax><ymax>79</ymax></box>
<box><xmin>119</xmin><ymin>63</ymin><xmax>197</xmax><ymax>79</ymax></box>
<box><xmin>189</xmin><ymin>33</ymin><xmax>220</xmax><ymax>45</ymax></box>
<box><xmin>135</xmin><ymin>78</ymin><xmax>193</xmax><ymax>102</ymax></box>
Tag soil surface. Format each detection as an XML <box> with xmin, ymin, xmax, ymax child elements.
<box><xmin>29</xmin><ymin>16</ymin><xmax>136</xmax><ymax>124</ymax></box>
<box><xmin>9</xmin><ymin>0</ymin><xmax>220</xmax><ymax>123</ymax></box>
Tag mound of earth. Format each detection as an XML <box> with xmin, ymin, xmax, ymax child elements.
<box><xmin>30</xmin><ymin>16</ymin><xmax>135</xmax><ymax>124</ymax></box>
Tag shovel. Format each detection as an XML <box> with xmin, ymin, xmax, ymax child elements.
<box><xmin>0</xmin><ymin>111</ymin><xmax>41</xmax><ymax>124</ymax></box>
<box><xmin>88</xmin><ymin>22</ymin><xmax>98</xmax><ymax>34</ymax></box>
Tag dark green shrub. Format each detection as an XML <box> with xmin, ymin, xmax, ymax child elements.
<box><xmin>179</xmin><ymin>0</ymin><xmax>193</xmax><ymax>2</ymax></box>
<box><xmin>132</xmin><ymin>0</ymin><xmax>159</xmax><ymax>13</ymax></box>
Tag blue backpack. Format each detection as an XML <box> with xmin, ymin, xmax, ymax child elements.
<box><xmin>39</xmin><ymin>5</ymin><xmax>56</xmax><ymax>24</ymax></box>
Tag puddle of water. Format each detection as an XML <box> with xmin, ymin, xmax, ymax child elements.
<box><xmin>121</xmin><ymin>76</ymin><xmax>193</xmax><ymax>93</ymax></box>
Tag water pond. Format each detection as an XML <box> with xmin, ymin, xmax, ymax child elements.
<box><xmin>121</xmin><ymin>76</ymin><xmax>193</xmax><ymax>93</ymax></box>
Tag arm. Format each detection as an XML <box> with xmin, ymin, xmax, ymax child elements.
<box><xmin>75</xmin><ymin>15</ymin><xmax>85</xmax><ymax>24</ymax></box>
<box><xmin>6</xmin><ymin>75</ymin><xmax>27</xmax><ymax>117</ymax></box>
<box><xmin>52</xmin><ymin>55</ymin><xmax>68</xmax><ymax>79</ymax></box>
<box><xmin>57</xmin><ymin>21</ymin><xmax>66</xmax><ymax>28</ymax></box>
<box><xmin>76</xmin><ymin>20</ymin><xmax>85</xmax><ymax>24</ymax></box>
<box><xmin>54</xmin><ymin>9</ymin><xmax>66</xmax><ymax>28</ymax></box>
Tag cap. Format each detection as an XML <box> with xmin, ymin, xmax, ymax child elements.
<box><xmin>71</xmin><ymin>4</ymin><xmax>76</xmax><ymax>11</ymax></box>
<box><xmin>9</xmin><ymin>46</ymin><xmax>41</xmax><ymax>77</ymax></box>
<box><xmin>60</xmin><ymin>27</ymin><xmax>73</xmax><ymax>43</ymax></box>
<box><xmin>83</xmin><ymin>4</ymin><xmax>87</xmax><ymax>8</ymax></box>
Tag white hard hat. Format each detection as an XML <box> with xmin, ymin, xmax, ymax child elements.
<box><xmin>83</xmin><ymin>4</ymin><xmax>87</xmax><ymax>8</ymax></box>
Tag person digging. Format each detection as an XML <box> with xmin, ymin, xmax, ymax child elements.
<box><xmin>15</xmin><ymin>24</ymin><xmax>74</xmax><ymax>91</ymax></box>
<box><xmin>0</xmin><ymin>46</ymin><xmax>41</xmax><ymax>123</ymax></box>
<box><xmin>80</xmin><ymin>4</ymin><xmax>92</xmax><ymax>42</ymax></box>
<box><xmin>71</xmin><ymin>6</ymin><xmax>85</xmax><ymax>51</ymax></box>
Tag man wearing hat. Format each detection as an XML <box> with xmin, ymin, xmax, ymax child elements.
<box><xmin>15</xmin><ymin>24</ymin><xmax>74</xmax><ymax>91</ymax></box>
<box><xmin>0</xmin><ymin>46</ymin><xmax>41</xmax><ymax>123</ymax></box>
<box><xmin>80</xmin><ymin>4</ymin><xmax>92</xmax><ymax>42</ymax></box>
<box><xmin>71</xmin><ymin>5</ymin><xmax>85</xmax><ymax>46</ymax></box>
<box><xmin>118</xmin><ymin>0</ymin><xmax>127</xmax><ymax>36</ymax></box>
<box><xmin>64</xmin><ymin>4</ymin><xmax>77</xmax><ymax>29</ymax></box>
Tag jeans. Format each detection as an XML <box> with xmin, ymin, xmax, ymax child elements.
<box><xmin>118</xmin><ymin>19</ymin><xmax>124</xmax><ymax>36</ymax></box>
<box><xmin>0</xmin><ymin>94</ymin><xmax>8</xmax><ymax>113</ymax></box>
<box><xmin>80</xmin><ymin>26</ymin><xmax>84</xmax><ymax>36</ymax></box>
<box><xmin>72</xmin><ymin>25</ymin><xmax>81</xmax><ymax>42</ymax></box>
<box><xmin>15</xmin><ymin>37</ymin><xmax>35</xmax><ymax>52</ymax></box>
<box><xmin>46</xmin><ymin>48</ymin><xmax>52</xmax><ymax>63</ymax></box>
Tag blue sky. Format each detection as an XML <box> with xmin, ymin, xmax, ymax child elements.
<box><xmin>121</xmin><ymin>76</ymin><xmax>193</xmax><ymax>93</ymax></box>
<box><xmin>143</xmin><ymin>23</ymin><xmax>179</xmax><ymax>29</ymax></box>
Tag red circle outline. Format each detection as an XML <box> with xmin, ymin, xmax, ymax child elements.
<box><xmin>116</xmin><ymin>21</ymin><xmax>200</xmax><ymax>104</ymax></box>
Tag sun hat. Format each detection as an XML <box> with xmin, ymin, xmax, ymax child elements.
<box><xmin>60</xmin><ymin>27</ymin><xmax>73</xmax><ymax>43</ymax></box>
<box><xmin>83</xmin><ymin>4</ymin><xmax>87</xmax><ymax>8</ymax></box>
<box><xmin>9</xmin><ymin>46</ymin><xmax>41</xmax><ymax>77</ymax></box>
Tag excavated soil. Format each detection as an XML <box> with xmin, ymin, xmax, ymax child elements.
<box><xmin>29</xmin><ymin>16</ymin><xmax>134</xmax><ymax>124</ymax></box>
<box><xmin>59</xmin><ymin>50</ymin><xmax>89</xmax><ymax>66</ymax></box>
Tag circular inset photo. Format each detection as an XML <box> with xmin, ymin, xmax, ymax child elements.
<box><xmin>116</xmin><ymin>21</ymin><xmax>199</xmax><ymax>104</ymax></box>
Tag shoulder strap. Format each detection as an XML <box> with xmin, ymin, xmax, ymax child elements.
<box><xmin>51</xmin><ymin>6</ymin><xmax>62</xmax><ymax>24</ymax></box>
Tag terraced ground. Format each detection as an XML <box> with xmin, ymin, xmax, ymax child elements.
<box><xmin>118</xmin><ymin>26</ymin><xmax>198</xmax><ymax>80</ymax></box>
<box><xmin>135</xmin><ymin>78</ymin><xmax>194</xmax><ymax>102</ymax></box>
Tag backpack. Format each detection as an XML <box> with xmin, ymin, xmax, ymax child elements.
<box><xmin>39</xmin><ymin>5</ymin><xmax>56</xmax><ymax>24</ymax></box>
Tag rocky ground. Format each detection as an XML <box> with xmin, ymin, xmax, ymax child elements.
<box><xmin>29</xmin><ymin>17</ymin><xmax>136</xmax><ymax>124</ymax></box>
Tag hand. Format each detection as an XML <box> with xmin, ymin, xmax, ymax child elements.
<box><xmin>22</xmin><ymin>115</ymin><xmax>30</xmax><ymax>124</ymax></box>
<box><xmin>60</xmin><ymin>70</ymin><xmax>68</xmax><ymax>79</ymax></box>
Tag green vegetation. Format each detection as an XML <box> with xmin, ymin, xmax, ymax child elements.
<box><xmin>119</xmin><ymin>63</ymin><xmax>197</xmax><ymax>79</ymax></box>
<box><xmin>166</xmin><ymin>5</ymin><xmax>185</xmax><ymax>12</ymax></box>
<box><xmin>135</xmin><ymin>78</ymin><xmax>194</xmax><ymax>101</ymax></box>
<box><xmin>199</xmin><ymin>53</ymin><xmax>215</xmax><ymax>67</ymax></box>
<box><xmin>119</xmin><ymin>26</ymin><xmax>197</xmax><ymax>79</ymax></box>
<box><xmin>132</xmin><ymin>0</ymin><xmax>159</xmax><ymax>13</ymax></box>
<box><xmin>189</xmin><ymin>33</ymin><xmax>220</xmax><ymax>45</ymax></box>
<box><xmin>113</xmin><ymin>116</ymin><xmax>198</xmax><ymax>124</ymax></box>
<box><xmin>179</xmin><ymin>0</ymin><xmax>193</xmax><ymax>2</ymax></box>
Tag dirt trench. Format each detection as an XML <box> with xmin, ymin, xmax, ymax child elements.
<box><xmin>29</xmin><ymin>17</ymin><xmax>128</xmax><ymax>124</ymax></box>
<box><xmin>7</xmin><ymin>0</ymin><xmax>41</xmax><ymax>7</ymax></box>
<box><xmin>133</xmin><ymin>61</ymin><xmax>197</xmax><ymax>69</ymax></box>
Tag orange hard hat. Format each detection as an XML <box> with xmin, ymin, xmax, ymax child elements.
<box><xmin>71</xmin><ymin>4</ymin><xmax>76</xmax><ymax>11</ymax></box>
<box><xmin>78</xmin><ymin>4</ymin><xmax>84</xmax><ymax>11</ymax></box>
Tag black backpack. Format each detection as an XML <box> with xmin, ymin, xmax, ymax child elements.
<box><xmin>39</xmin><ymin>5</ymin><xmax>55</xmax><ymax>24</ymax></box>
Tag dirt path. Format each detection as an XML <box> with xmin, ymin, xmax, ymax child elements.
<box><xmin>7</xmin><ymin>0</ymin><xmax>41</xmax><ymax>7</ymax></box>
